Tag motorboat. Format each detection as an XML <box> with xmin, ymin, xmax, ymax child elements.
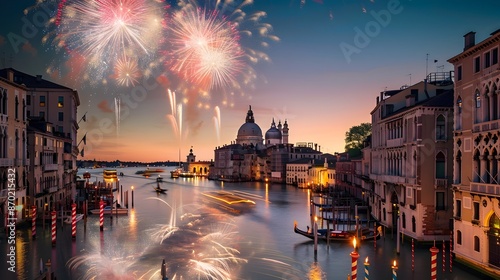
<box><xmin>63</xmin><ymin>214</ymin><xmax>84</xmax><ymax>224</ymax></box>
<box><xmin>90</xmin><ymin>206</ymin><xmax>128</xmax><ymax>215</ymax></box>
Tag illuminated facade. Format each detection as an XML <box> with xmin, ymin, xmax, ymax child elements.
<box><xmin>448</xmin><ymin>30</ymin><xmax>500</xmax><ymax>277</ymax></box>
<box><xmin>369</xmin><ymin>72</ymin><xmax>455</xmax><ymax>242</ymax></box>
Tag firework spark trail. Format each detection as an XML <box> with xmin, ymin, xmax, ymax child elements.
<box><xmin>114</xmin><ymin>97</ymin><xmax>121</xmax><ymax>135</ymax></box>
<box><xmin>213</xmin><ymin>106</ymin><xmax>221</xmax><ymax>143</ymax></box>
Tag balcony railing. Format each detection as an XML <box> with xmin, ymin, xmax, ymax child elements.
<box><xmin>471</xmin><ymin>182</ymin><xmax>500</xmax><ymax>196</ymax></box>
<box><xmin>435</xmin><ymin>178</ymin><xmax>449</xmax><ymax>188</ymax></box>
<box><xmin>473</xmin><ymin>119</ymin><xmax>500</xmax><ymax>133</ymax></box>
<box><xmin>43</xmin><ymin>164</ymin><xmax>59</xmax><ymax>172</ymax></box>
<box><xmin>386</xmin><ymin>138</ymin><xmax>403</xmax><ymax>148</ymax></box>
<box><xmin>0</xmin><ymin>158</ymin><xmax>14</xmax><ymax>167</ymax></box>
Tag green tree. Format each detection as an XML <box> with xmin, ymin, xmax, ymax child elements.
<box><xmin>344</xmin><ymin>123</ymin><xmax>371</xmax><ymax>157</ymax></box>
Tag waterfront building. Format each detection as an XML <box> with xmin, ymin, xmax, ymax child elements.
<box><xmin>27</xmin><ymin>118</ymin><xmax>71</xmax><ymax>213</ymax></box>
<box><xmin>369</xmin><ymin>71</ymin><xmax>455</xmax><ymax>242</ymax></box>
<box><xmin>448</xmin><ymin>29</ymin><xmax>500</xmax><ymax>277</ymax></box>
<box><xmin>212</xmin><ymin>106</ymin><xmax>329</xmax><ymax>184</ymax></box>
<box><xmin>185</xmin><ymin>147</ymin><xmax>211</xmax><ymax>176</ymax></box>
<box><xmin>0</xmin><ymin>72</ymin><xmax>28</xmax><ymax>221</ymax></box>
<box><xmin>0</xmin><ymin>68</ymin><xmax>80</xmax><ymax>218</ymax></box>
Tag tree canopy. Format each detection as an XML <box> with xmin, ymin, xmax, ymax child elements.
<box><xmin>344</xmin><ymin>123</ymin><xmax>371</xmax><ymax>157</ymax></box>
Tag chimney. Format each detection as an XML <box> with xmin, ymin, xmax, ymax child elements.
<box><xmin>376</xmin><ymin>96</ymin><xmax>379</xmax><ymax>105</ymax></box>
<box><xmin>36</xmin><ymin>75</ymin><xmax>42</xmax><ymax>82</ymax></box>
<box><xmin>463</xmin><ymin>31</ymin><xmax>476</xmax><ymax>51</ymax></box>
<box><xmin>7</xmin><ymin>69</ymin><xmax>14</xmax><ymax>82</ymax></box>
<box><xmin>405</xmin><ymin>94</ymin><xmax>416</xmax><ymax>107</ymax></box>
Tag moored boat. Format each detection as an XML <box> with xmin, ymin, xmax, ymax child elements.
<box><xmin>63</xmin><ymin>214</ymin><xmax>84</xmax><ymax>224</ymax></box>
<box><xmin>293</xmin><ymin>222</ymin><xmax>380</xmax><ymax>242</ymax></box>
<box><xmin>90</xmin><ymin>206</ymin><xmax>128</xmax><ymax>215</ymax></box>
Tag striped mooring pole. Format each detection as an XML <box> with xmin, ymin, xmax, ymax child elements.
<box><xmin>31</xmin><ymin>206</ymin><xmax>36</xmax><ymax>239</ymax></box>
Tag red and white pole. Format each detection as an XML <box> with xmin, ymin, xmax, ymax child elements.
<box><xmin>99</xmin><ymin>201</ymin><xmax>104</xmax><ymax>231</ymax></box>
<box><xmin>71</xmin><ymin>203</ymin><xmax>77</xmax><ymax>239</ymax></box>
<box><xmin>411</xmin><ymin>238</ymin><xmax>414</xmax><ymax>271</ymax></box>
<box><xmin>450</xmin><ymin>231</ymin><xmax>453</xmax><ymax>272</ymax></box>
<box><xmin>442</xmin><ymin>240</ymin><xmax>446</xmax><ymax>272</ymax></box>
<box><xmin>350</xmin><ymin>239</ymin><xmax>359</xmax><ymax>280</ymax></box>
<box><xmin>430</xmin><ymin>246</ymin><xmax>439</xmax><ymax>280</ymax></box>
<box><xmin>31</xmin><ymin>205</ymin><xmax>36</xmax><ymax>239</ymax></box>
<box><xmin>51</xmin><ymin>211</ymin><xmax>56</xmax><ymax>246</ymax></box>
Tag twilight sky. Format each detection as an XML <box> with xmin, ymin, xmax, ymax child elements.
<box><xmin>1</xmin><ymin>0</ymin><xmax>499</xmax><ymax>162</ymax></box>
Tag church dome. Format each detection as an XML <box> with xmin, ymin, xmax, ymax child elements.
<box><xmin>238</xmin><ymin>122</ymin><xmax>263</xmax><ymax>138</ymax></box>
<box><xmin>265</xmin><ymin>119</ymin><xmax>282</xmax><ymax>140</ymax></box>
<box><xmin>236</xmin><ymin>106</ymin><xmax>263</xmax><ymax>146</ymax></box>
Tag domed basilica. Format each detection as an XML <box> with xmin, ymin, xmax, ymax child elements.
<box><xmin>212</xmin><ymin>106</ymin><xmax>291</xmax><ymax>182</ymax></box>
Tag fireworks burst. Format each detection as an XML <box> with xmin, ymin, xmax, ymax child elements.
<box><xmin>35</xmin><ymin>0</ymin><xmax>166</xmax><ymax>86</ymax></box>
<box><xmin>166</xmin><ymin>0</ymin><xmax>279</xmax><ymax>104</ymax></box>
<box><xmin>113</xmin><ymin>55</ymin><xmax>141</xmax><ymax>87</ymax></box>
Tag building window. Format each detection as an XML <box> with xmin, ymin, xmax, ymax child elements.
<box><xmin>402</xmin><ymin>213</ymin><xmax>406</xmax><ymax>229</ymax></box>
<box><xmin>457</xmin><ymin>96</ymin><xmax>462</xmax><ymax>113</ymax></box>
<box><xmin>436</xmin><ymin>192</ymin><xmax>445</xmax><ymax>211</ymax></box>
<box><xmin>474</xmin><ymin>56</ymin><xmax>480</xmax><ymax>73</ymax></box>
<box><xmin>493</xmin><ymin>48</ymin><xmax>498</xmax><ymax>65</ymax></box>
<box><xmin>40</xmin><ymin>96</ymin><xmax>46</xmax><ymax>107</ymax></box>
<box><xmin>58</xmin><ymin>96</ymin><xmax>64</xmax><ymax>108</ymax></box>
<box><xmin>15</xmin><ymin>96</ymin><xmax>19</xmax><ymax>119</ymax></box>
<box><xmin>457</xmin><ymin>65</ymin><xmax>462</xmax><ymax>81</ymax></box>
<box><xmin>455</xmin><ymin>199</ymin><xmax>461</xmax><ymax>218</ymax></box>
<box><xmin>474</xmin><ymin>236</ymin><xmax>480</xmax><ymax>252</ymax></box>
<box><xmin>457</xmin><ymin>230</ymin><xmax>462</xmax><ymax>245</ymax></box>
<box><xmin>412</xmin><ymin>216</ymin><xmax>416</xmax><ymax>232</ymax></box>
<box><xmin>58</xmin><ymin>112</ymin><xmax>64</xmax><ymax>121</ymax></box>
<box><xmin>26</xmin><ymin>95</ymin><xmax>31</xmax><ymax>106</ymax></box>
<box><xmin>475</xmin><ymin>91</ymin><xmax>481</xmax><ymax>108</ymax></box>
<box><xmin>485</xmin><ymin>52</ymin><xmax>491</xmax><ymax>68</ymax></box>
<box><xmin>39</xmin><ymin>111</ymin><xmax>45</xmax><ymax>120</ymax></box>
<box><xmin>436</xmin><ymin>152</ymin><xmax>445</xmax><ymax>179</ymax></box>
<box><xmin>436</xmin><ymin>115</ymin><xmax>446</xmax><ymax>140</ymax></box>
<box><xmin>473</xmin><ymin>201</ymin><xmax>480</xmax><ymax>220</ymax></box>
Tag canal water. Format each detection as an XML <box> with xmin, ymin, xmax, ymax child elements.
<box><xmin>0</xmin><ymin>167</ymin><xmax>492</xmax><ymax>280</ymax></box>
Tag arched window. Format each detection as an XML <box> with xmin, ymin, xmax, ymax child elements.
<box><xmin>476</xmin><ymin>91</ymin><xmax>481</xmax><ymax>108</ymax></box>
<box><xmin>436</xmin><ymin>152</ymin><xmax>446</xmax><ymax>179</ymax></box>
<box><xmin>402</xmin><ymin>212</ymin><xmax>406</xmax><ymax>229</ymax></box>
<box><xmin>457</xmin><ymin>96</ymin><xmax>462</xmax><ymax>113</ymax></box>
<box><xmin>436</xmin><ymin>115</ymin><xmax>446</xmax><ymax>140</ymax></box>
<box><xmin>474</xmin><ymin>236</ymin><xmax>480</xmax><ymax>252</ymax></box>
<box><xmin>457</xmin><ymin>230</ymin><xmax>462</xmax><ymax>245</ymax></box>
<box><xmin>412</xmin><ymin>216</ymin><xmax>416</xmax><ymax>232</ymax></box>
<box><xmin>383</xmin><ymin>208</ymin><xmax>386</xmax><ymax>221</ymax></box>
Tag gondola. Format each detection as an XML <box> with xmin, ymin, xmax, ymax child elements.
<box><xmin>153</xmin><ymin>185</ymin><xmax>168</xmax><ymax>193</ymax></box>
<box><xmin>293</xmin><ymin>222</ymin><xmax>380</xmax><ymax>242</ymax></box>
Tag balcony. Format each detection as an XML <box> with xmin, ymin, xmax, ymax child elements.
<box><xmin>43</xmin><ymin>164</ymin><xmax>59</xmax><ymax>172</ymax></box>
<box><xmin>470</xmin><ymin>182</ymin><xmax>500</xmax><ymax>196</ymax></box>
<box><xmin>0</xmin><ymin>158</ymin><xmax>14</xmax><ymax>167</ymax></box>
<box><xmin>386</xmin><ymin>138</ymin><xmax>403</xmax><ymax>148</ymax></box>
<box><xmin>435</xmin><ymin>178</ymin><xmax>449</xmax><ymax>188</ymax></box>
<box><xmin>405</xmin><ymin>177</ymin><xmax>417</xmax><ymax>185</ymax></box>
<box><xmin>372</xmin><ymin>174</ymin><xmax>405</xmax><ymax>184</ymax></box>
<box><xmin>473</xmin><ymin>119</ymin><xmax>500</xmax><ymax>133</ymax></box>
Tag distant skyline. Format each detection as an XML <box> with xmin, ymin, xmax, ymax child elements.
<box><xmin>1</xmin><ymin>0</ymin><xmax>499</xmax><ymax>162</ymax></box>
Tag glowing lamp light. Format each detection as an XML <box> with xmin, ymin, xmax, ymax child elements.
<box><xmin>392</xmin><ymin>260</ymin><xmax>398</xmax><ymax>268</ymax></box>
<box><xmin>365</xmin><ymin>257</ymin><xmax>369</xmax><ymax>263</ymax></box>
<box><xmin>131</xmin><ymin>186</ymin><xmax>134</xmax><ymax>190</ymax></box>
<box><xmin>353</xmin><ymin>237</ymin><xmax>357</xmax><ymax>249</ymax></box>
